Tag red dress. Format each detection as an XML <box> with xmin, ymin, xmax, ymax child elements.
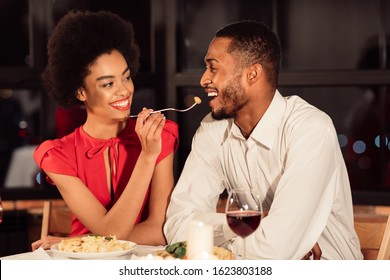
<box><xmin>34</xmin><ymin>119</ymin><xmax>179</xmax><ymax>236</ymax></box>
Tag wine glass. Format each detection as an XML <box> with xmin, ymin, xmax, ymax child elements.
<box><xmin>225</xmin><ymin>186</ymin><xmax>262</xmax><ymax>259</ymax></box>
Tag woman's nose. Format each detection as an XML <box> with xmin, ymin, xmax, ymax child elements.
<box><xmin>118</xmin><ymin>80</ymin><xmax>134</xmax><ymax>95</ymax></box>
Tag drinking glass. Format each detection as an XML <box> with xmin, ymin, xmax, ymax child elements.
<box><xmin>225</xmin><ymin>186</ymin><xmax>262</xmax><ymax>259</ymax></box>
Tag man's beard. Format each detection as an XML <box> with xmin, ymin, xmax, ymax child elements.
<box><xmin>211</xmin><ymin>78</ymin><xmax>248</xmax><ymax>120</ymax></box>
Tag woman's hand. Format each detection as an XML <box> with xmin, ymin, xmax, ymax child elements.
<box><xmin>31</xmin><ymin>236</ymin><xmax>66</xmax><ymax>251</ymax></box>
<box><xmin>135</xmin><ymin>108</ymin><xmax>166</xmax><ymax>158</ymax></box>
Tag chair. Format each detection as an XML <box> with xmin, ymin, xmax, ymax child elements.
<box><xmin>40</xmin><ymin>200</ymin><xmax>72</xmax><ymax>239</ymax></box>
<box><xmin>354</xmin><ymin>213</ymin><xmax>390</xmax><ymax>260</ymax></box>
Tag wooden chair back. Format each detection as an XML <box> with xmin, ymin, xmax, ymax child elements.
<box><xmin>40</xmin><ymin>200</ymin><xmax>72</xmax><ymax>239</ymax></box>
<box><xmin>354</xmin><ymin>214</ymin><xmax>390</xmax><ymax>260</ymax></box>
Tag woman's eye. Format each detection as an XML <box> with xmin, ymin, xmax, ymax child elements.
<box><xmin>103</xmin><ymin>82</ymin><xmax>113</xmax><ymax>88</ymax></box>
<box><xmin>125</xmin><ymin>75</ymin><xmax>132</xmax><ymax>81</ymax></box>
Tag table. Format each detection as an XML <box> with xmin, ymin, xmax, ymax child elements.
<box><xmin>0</xmin><ymin>245</ymin><xmax>165</xmax><ymax>260</ymax></box>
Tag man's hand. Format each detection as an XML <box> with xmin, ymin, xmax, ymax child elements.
<box><xmin>262</xmin><ymin>211</ymin><xmax>322</xmax><ymax>260</ymax></box>
<box><xmin>302</xmin><ymin>242</ymin><xmax>322</xmax><ymax>260</ymax></box>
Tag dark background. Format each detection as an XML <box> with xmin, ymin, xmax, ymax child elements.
<box><xmin>0</xmin><ymin>0</ymin><xmax>390</xmax><ymax>256</ymax></box>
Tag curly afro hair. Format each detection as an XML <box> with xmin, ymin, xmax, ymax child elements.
<box><xmin>42</xmin><ymin>10</ymin><xmax>140</xmax><ymax>107</ymax></box>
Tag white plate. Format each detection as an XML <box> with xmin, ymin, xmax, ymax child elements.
<box><xmin>131</xmin><ymin>245</ymin><xmax>165</xmax><ymax>256</ymax></box>
<box><xmin>51</xmin><ymin>240</ymin><xmax>137</xmax><ymax>259</ymax></box>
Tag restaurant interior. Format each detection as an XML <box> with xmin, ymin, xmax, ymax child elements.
<box><xmin>0</xmin><ymin>0</ymin><xmax>389</xmax><ymax>258</ymax></box>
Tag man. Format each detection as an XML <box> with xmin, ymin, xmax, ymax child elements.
<box><xmin>164</xmin><ymin>20</ymin><xmax>363</xmax><ymax>259</ymax></box>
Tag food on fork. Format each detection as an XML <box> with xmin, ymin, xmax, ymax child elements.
<box><xmin>194</xmin><ymin>96</ymin><xmax>202</xmax><ymax>104</ymax></box>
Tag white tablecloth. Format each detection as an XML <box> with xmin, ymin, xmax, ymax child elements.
<box><xmin>1</xmin><ymin>245</ymin><xmax>165</xmax><ymax>260</ymax></box>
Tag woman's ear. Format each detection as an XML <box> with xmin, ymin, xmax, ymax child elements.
<box><xmin>76</xmin><ymin>88</ymin><xmax>86</xmax><ymax>102</ymax></box>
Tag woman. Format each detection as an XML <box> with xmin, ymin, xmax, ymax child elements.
<box><xmin>32</xmin><ymin>10</ymin><xmax>178</xmax><ymax>250</ymax></box>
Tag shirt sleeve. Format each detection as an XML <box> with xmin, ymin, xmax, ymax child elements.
<box><xmin>156</xmin><ymin>120</ymin><xmax>179</xmax><ymax>164</ymax></box>
<box><xmin>164</xmin><ymin>115</ymin><xmax>235</xmax><ymax>246</ymax></box>
<box><xmin>34</xmin><ymin>139</ymin><xmax>77</xmax><ymax>183</ymax></box>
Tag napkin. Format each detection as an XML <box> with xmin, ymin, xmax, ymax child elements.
<box><xmin>31</xmin><ymin>248</ymin><xmax>53</xmax><ymax>260</ymax></box>
<box><xmin>0</xmin><ymin>248</ymin><xmax>53</xmax><ymax>260</ymax></box>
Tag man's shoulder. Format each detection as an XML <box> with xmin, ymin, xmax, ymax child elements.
<box><xmin>285</xmin><ymin>95</ymin><xmax>333</xmax><ymax>127</ymax></box>
<box><xmin>190</xmin><ymin>113</ymin><xmax>230</xmax><ymax>158</ymax></box>
<box><xmin>191</xmin><ymin>113</ymin><xmax>231</xmax><ymax>147</ymax></box>
<box><xmin>199</xmin><ymin>113</ymin><xmax>230</xmax><ymax>132</ymax></box>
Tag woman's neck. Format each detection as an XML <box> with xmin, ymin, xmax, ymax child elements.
<box><xmin>82</xmin><ymin>117</ymin><xmax>127</xmax><ymax>140</ymax></box>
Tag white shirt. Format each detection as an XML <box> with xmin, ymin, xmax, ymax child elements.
<box><xmin>164</xmin><ymin>90</ymin><xmax>363</xmax><ymax>259</ymax></box>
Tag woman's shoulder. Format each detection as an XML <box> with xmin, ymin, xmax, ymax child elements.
<box><xmin>36</xmin><ymin>130</ymin><xmax>77</xmax><ymax>152</ymax></box>
<box><xmin>163</xmin><ymin>119</ymin><xmax>179</xmax><ymax>137</ymax></box>
<box><xmin>34</xmin><ymin>130</ymin><xmax>78</xmax><ymax>167</ymax></box>
<box><xmin>161</xmin><ymin>120</ymin><xmax>179</xmax><ymax>154</ymax></box>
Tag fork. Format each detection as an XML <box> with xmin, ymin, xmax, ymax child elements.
<box><xmin>127</xmin><ymin>96</ymin><xmax>201</xmax><ymax>118</ymax></box>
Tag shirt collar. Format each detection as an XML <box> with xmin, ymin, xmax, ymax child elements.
<box><xmin>225</xmin><ymin>90</ymin><xmax>286</xmax><ymax>149</ymax></box>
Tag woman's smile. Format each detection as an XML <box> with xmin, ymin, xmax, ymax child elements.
<box><xmin>110</xmin><ymin>98</ymin><xmax>131</xmax><ymax>111</ymax></box>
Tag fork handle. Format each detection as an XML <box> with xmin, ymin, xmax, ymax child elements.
<box><xmin>127</xmin><ymin>108</ymin><xmax>173</xmax><ymax>118</ymax></box>
<box><xmin>127</xmin><ymin>102</ymin><xmax>197</xmax><ymax>118</ymax></box>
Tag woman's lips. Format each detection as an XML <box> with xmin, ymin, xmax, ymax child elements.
<box><xmin>110</xmin><ymin>98</ymin><xmax>130</xmax><ymax>110</ymax></box>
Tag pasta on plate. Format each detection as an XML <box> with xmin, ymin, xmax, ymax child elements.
<box><xmin>58</xmin><ymin>235</ymin><xmax>135</xmax><ymax>253</ymax></box>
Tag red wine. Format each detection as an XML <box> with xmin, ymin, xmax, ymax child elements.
<box><xmin>226</xmin><ymin>211</ymin><xmax>261</xmax><ymax>238</ymax></box>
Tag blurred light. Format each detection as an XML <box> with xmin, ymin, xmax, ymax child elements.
<box><xmin>337</xmin><ymin>134</ymin><xmax>348</xmax><ymax>148</ymax></box>
<box><xmin>375</xmin><ymin>135</ymin><xmax>380</xmax><ymax>148</ymax></box>
<box><xmin>353</xmin><ymin>140</ymin><xmax>366</xmax><ymax>154</ymax></box>
<box><xmin>36</xmin><ymin>173</ymin><xmax>41</xmax><ymax>185</ymax></box>
<box><xmin>375</xmin><ymin>134</ymin><xmax>390</xmax><ymax>148</ymax></box>
<box><xmin>19</xmin><ymin>120</ymin><xmax>28</xmax><ymax>129</ymax></box>
<box><xmin>25</xmin><ymin>54</ymin><xmax>32</xmax><ymax>66</ymax></box>
<box><xmin>185</xmin><ymin>38</ymin><xmax>191</xmax><ymax>47</ymax></box>
<box><xmin>0</xmin><ymin>89</ymin><xmax>12</xmax><ymax>98</ymax></box>
<box><xmin>184</xmin><ymin>94</ymin><xmax>196</xmax><ymax>107</ymax></box>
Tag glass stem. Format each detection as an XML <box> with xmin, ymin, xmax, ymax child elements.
<box><xmin>242</xmin><ymin>237</ymin><xmax>246</xmax><ymax>260</ymax></box>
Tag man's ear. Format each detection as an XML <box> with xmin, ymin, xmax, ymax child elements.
<box><xmin>246</xmin><ymin>64</ymin><xmax>262</xmax><ymax>83</ymax></box>
<box><xmin>76</xmin><ymin>88</ymin><xmax>86</xmax><ymax>102</ymax></box>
